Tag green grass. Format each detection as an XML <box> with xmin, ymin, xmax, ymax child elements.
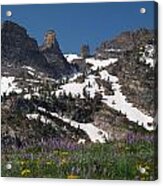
<box><xmin>1</xmin><ymin>140</ymin><xmax>157</xmax><ymax>180</ymax></box>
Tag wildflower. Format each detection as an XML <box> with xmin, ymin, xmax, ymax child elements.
<box><xmin>67</xmin><ymin>174</ymin><xmax>79</xmax><ymax>179</ymax></box>
<box><xmin>137</xmin><ymin>164</ymin><xmax>150</xmax><ymax>175</ymax></box>
<box><xmin>46</xmin><ymin>161</ymin><xmax>53</xmax><ymax>165</ymax></box>
<box><xmin>60</xmin><ymin>158</ymin><xmax>67</xmax><ymax>166</ymax></box>
<box><xmin>139</xmin><ymin>166</ymin><xmax>146</xmax><ymax>174</ymax></box>
<box><xmin>21</xmin><ymin>169</ymin><xmax>31</xmax><ymax>177</ymax></box>
<box><xmin>20</xmin><ymin>161</ymin><xmax>25</xmax><ymax>166</ymax></box>
<box><xmin>61</xmin><ymin>151</ymin><xmax>69</xmax><ymax>156</ymax></box>
<box><xmin>6</xmin><ymin>163</ymin><xmax>12</xmax><ymax>170</ymax></box>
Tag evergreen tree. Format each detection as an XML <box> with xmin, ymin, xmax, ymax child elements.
<box><xmin>80</xmin><ymin>44</ymin><xmax>90</xmax><ymax>58</ymax></box>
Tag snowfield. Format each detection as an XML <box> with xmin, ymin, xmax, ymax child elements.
<box><xmin>93</xmin><ymin>59</ymin><xmax>154</xmax><ymax>131</ymax></box>
<box><xmin>64</xmin><ymin>54</ymin><xmax>82</xmax><ymax>63</ymax></box>
<box><xmin>26</xmin><ymin>108</ymin><xmax>108</xmax><ymax>143</ymax></box>
<box><xmin>101</xmin><ymin>73</ymin><xmax>154</xmax><ymax>131</ymax></box>
<box><xmin>86</xmin><ymin>57</ymin><xmax>118</xmax><ymax>70</ymax></box>
<box><xmin>99</xmin><ymin>70</ymin><xmax>110</xmax><ymax>81</ymax></box>
<box><xmin>1</xmin><ymin>53</ymin><xmax>155</xmax><ymax>141</ymax></box>
<box><xmin>56</xmin><ymin>56</ymin><xmax>155</xmax><ymax>131</ymax></box>
<box><xmin>70</xmin><ymin>120</ymin><xmax>108</xmax><ymax>143</ymax></box>
<box><xmin>56</xmin><ymin>82</ymin><xmax>85</xmax><ymax>98</ymax></box>
<box><xmin>56</xmin><ymin>74</ymin><xmax>103</xmax><ymax>99</ymax></box>
<box><xmin>51</xmin><ymin>112</ymin><xmax>108</xmax><ymax>143</ymax></box>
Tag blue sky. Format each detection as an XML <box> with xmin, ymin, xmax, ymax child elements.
<box><xmin>1</xmin><ymin>1</ymin><xmax>157</xmax><ymax>54</ymax></box>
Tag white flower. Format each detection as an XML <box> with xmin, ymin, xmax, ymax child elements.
<box><xmin>6</xmin><ymin>163</ymin><xmax>12</xmax><ymax>170</ymax></box>
<box><xmin>138</xmin><ymin>166</ymin><xmax>146</xmax><ymax>174</ymax></box>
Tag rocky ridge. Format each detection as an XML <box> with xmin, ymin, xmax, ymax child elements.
<box><xmin>1</xmin><ymin>21</ymin><xmax>75</xmax><ymax>78</ymax></box>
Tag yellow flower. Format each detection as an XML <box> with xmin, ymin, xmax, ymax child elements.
<box><xmin>21</xmin><ymin>169</ymin><xmax>31</xmax><ymax>177</ymax></box>
<box><xmin>67</xmin><ymin>174</ymin><xmax>79</xmax><ymax>179</ymax></box>
<box><xmin>46</xmin><ymin>161</ymin><xmax>53</xmax><ymax>165</ymax></box>
<box><xmin>61</xmin><ymin>151</ymin><xmax>69</xmax><ymax>156</ymax></box>
<box><xmin>144</xmin><ymin>165</ymin><xmax>150</xmax><ymax>170</ymax></box>
<box><xmin>60</xmin><ymin>158</ymin><xmax>67</xmax><ymax>165</ymax></box>
<box><xmin>20</xmin><ymin>161</ymin><xmax>25</xmax><ymax>166</ymax></box>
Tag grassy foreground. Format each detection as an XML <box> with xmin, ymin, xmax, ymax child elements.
<box><xmin>1</xmin><ymin>139</ymin><xmax>157</xmax><ymax>180</ymax></box>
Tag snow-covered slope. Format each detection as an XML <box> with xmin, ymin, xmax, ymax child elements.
<box><xmin>27</xmin><ymin>107</ymin><xmax>108</xmax><ymax>143</ymax></box>
<box><xmin>86</xmin><ymin>57</ymin><xmax>118</xmax><ymax>70</ymax></box>
<box><xmin>56</xmin><ymin>56</ymin><xmax>155</xmax><ymax>131</ymax></box>
<box><xmin>1</xmin><ymin>54</ymin><xmax>155</xmax><ymax>145</ymax></box>
<box><xmin>101</xmin><ymin>72</ymin><xmax>154</xmax><ymax>131</ymax></box>
<box><xmin>50</xmin><ymin>112</ymin><xmax>108</xmax><ymax>143</ymax></box>
<box><xmin>56</xmin><ymin>74</ymin><xmax>103</xmax><ymax>99</ymax></box>
<box><xmin>64</xmin><ymin>54</ymin><xmax>82</xmax><ymax>63</ymax></box>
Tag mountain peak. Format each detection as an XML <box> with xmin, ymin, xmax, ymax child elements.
<box><xmin>1</xmin><ymin>21</ymin><xmax>75</xmax><ymax>78</ymax></box>
<box><xmin>2</xmin><ymin>20</ymin><xmax>26</xmax><ymax>32</ymax></box>
<box><xmin>39</xmin><ymin>29</ymin><xmax>66</xmax><ymax>64</ymax></box>
<box><xmin>43</xmin><ymin>30</ymin><xmax>56</xmax><ymax>48</ymax></box>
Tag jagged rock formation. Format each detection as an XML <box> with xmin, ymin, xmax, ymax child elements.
<box><xmin>39</xmin><ymin>30</ymin><xmax>74</xmax><ymax>76</ymax></box>
<box><xmin>1</xmin><ymin>21</ymin><xmax>75</xmax><ymax>78</ymax></box>
<box><xmin>1</xmin><ymin>21</ymin><xmax>46</xmax><ymax>66</ymax></box>
<box><xmin>40</xmin><ymin>30</ymin><xmax>67</xmax><ymax>64</ymax></box>
<box><xmin>96</xmin><ymin>28</ymin><xmax>156</xmax><ymax>59</ymax></box>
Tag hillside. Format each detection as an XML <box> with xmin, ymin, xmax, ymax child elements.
<box><xmin>1</xmin><ymin>22</ymin><xmax>158</xmax><ymax>179</ymax></box>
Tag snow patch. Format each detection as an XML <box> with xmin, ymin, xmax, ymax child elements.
<box><xmin>78</xmin><ymin>139</ymin><xmax>86</xmax><ymax>144</ymax></box>
<box><xmin>27</xmin><ymin>71</ymin><xmax>35</xmax><ymax>76</ymax></box>
<box><xmin>26</xmin><ymin>107</ymin><xmax>108</xmax><ymax>143</ymax></box>
<box><xmin>24</xmin><ymin>94</ymin><xmax>31</xmax><ymax>100</ymax></box>
<box><xmin>139</xmin><ymin>44</ymin><xmax>156</xmax><ymax>67</ymax></box>
<box><xmin>86</xmin><ymin>57</ymin><xmax>118</xmax><ymax>70</ymax></box>
<box><xmin>26</xmin><ymin>79</ymin><xmax>40</xmax><ymax>83</ymax></box>
<box><xmin>102</xmin><ymin>73</ymin><xmax>154</xmax><ymax>131</ymax></box>
<box><xmin>56</xmin><ymin>82</ymin><xmax>85</xmax><ymax>98</ymax></box>
<box><xmin>71</xmin><ymin>120</ymin><xmax>108</xmax><ymax>143</ymax></box>
<box><xmin>69</xmin><ymin>73</ymin><xmax>83</xmax><ymax>82</ymax></box>
<box><xmin>1</xmin><ymin>76</ymin><xmax>22</xmax><ymax>96</ymax></box>
<box><xmin>22</xmin><ymin>66</ymin><xmax>36</xmax><ymax>72</ymax></box>
<box><xmin>26</xmin><ymin>113</ymin><xmax>51</xmax><ymax>124</ymax></box>
<box><xmin>105</xmin><ymin>48</ymin><xmax>122</xmax><ymax>52</ymax></box>
<box><xmin>64</xmin><ymin>54</ymin><xmax>82</xmax><ymax>63</ymax></box>
<box><xmin>99</xmin><ymin>70</ymin><xmax>109</xmax><ymax>81</ymax></box>
<box><xmin>56</xmin><ymin>74</ymin><xmax>102</xmax><ymax>99</ymax></box>
<box><xmin>50</xmin><ymin>112</ymin><xmax>108</xmax><ymax>143</ymax></box>
<box><xmin>26</xmin><ymin>113</ymin><xmax>39</xmax><ymax>120</ymax></box>
<box><xmin>38</xmin><ymin>107</ymin><xmax>47</xmax><ymax>112</ymax></box>
<box><xmin>24</xmin><ymin>93</ymin><xmax>40</xmax><ymax>100</ymax></box>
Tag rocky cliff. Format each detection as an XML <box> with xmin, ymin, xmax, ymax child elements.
<box><xmin>96</xmin><ymin>28</ymin><xmax>157</xmax><ymax>117</ymax></box>
<box><xmin>1</xmin><ymin>21</ymin><xmax>75</xmax><ymax>78</ymax></box>
<box><xmin>39</xmin><ymin>30</ymin><xmax>74</xmax><ymax>76</ymax></box>
<box><xmin>96</xmin><ymin>28</ymin><xmax>156</xmax><ymax>59</ymax></box>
